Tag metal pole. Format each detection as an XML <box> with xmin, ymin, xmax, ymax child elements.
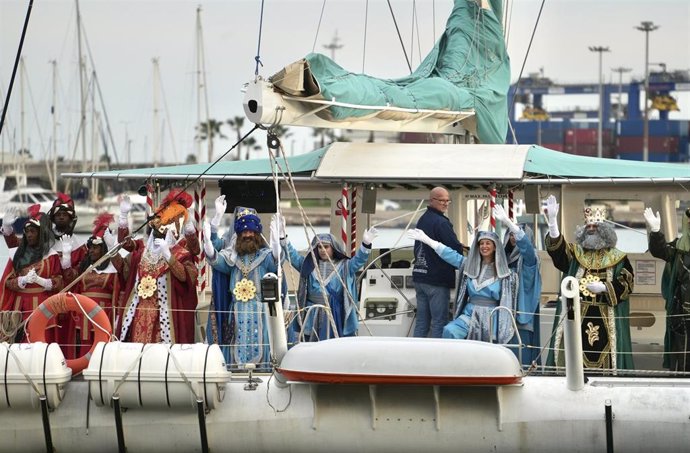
<box><xmin>636</xmin><ymin>21</ymin><xmax>659</xmax><ymax>162</ymax></box>
<box><xmin>605</xmin><ymin>399</ymin><xmax>614</xmax><ymax>453</ymax></box>
<box><xmin>589</xmin><ymin>46</ymin><xmax>610</xmax><ymax>158</ymax></box>
<box><xmin>612</xmin><ymin>67</ymin><xmax>631</xmax><ymax>120</ymax></box>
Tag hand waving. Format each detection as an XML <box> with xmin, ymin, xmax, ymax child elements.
<box><xmin>362</xmin><ymin>227</ymin><xmax>379</xmax><ymax>245</ymax></box>
<box><xmin>643</xmin><ymin>207</ymin><xmax>661</xmax><ymax>233</ymax></box>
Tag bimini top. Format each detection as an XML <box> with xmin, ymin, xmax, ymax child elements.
<box><xmin>62</xmin><ymin>143</ymin><xmax>690</xmax><ymax>186</ymax></box>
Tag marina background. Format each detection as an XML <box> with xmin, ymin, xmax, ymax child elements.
<box><xmin>1</xmin><ymin>0</ymin><xmax>689</xmax><ymax>165</ymax></box>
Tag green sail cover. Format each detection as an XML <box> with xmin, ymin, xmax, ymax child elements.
<box><xmin>283</xmin><ymin>0</ymin><xmax>510</xmax><ymax>144</ymax></box>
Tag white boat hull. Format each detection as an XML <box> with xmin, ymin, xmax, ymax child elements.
<box><xmin>4</xmin><ymin>374</ymin><xmax>690</xmax><ymax>452</ymax></box>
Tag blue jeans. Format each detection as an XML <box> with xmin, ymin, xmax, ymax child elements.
<box><xmin>413</xmin><ymin>282</ymin><xmax>450</xmax><ymax>338</ymax></box>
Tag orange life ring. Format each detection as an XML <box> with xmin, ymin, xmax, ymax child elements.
<box><xmin>28</xmin><ymin>292</ymin><xmax>112</xmax><ymax>375</ymax></box>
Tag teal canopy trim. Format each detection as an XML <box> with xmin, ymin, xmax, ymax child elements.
<box><xmin>90</xmin><ymin>147</ymin><xmax>327</xmax><ymax>178</ymax></box>
<box><xmin>526</xmin><ymin>145</ymin><xmax>690</xmax><ymax>179</ymax></box>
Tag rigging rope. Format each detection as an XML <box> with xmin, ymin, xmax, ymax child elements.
<box><xmin>508</xmin><ymin>0</ymin><xmax>547</xmax><ymax>144</ymax></box>
<box><xmin>254</xmin><ymin>0</ymin><xmax>266</xmax><ymax>78</ymax></box>
<box><xmin>312</xmin><ymin>0</ymin><xmax>328</xmax><ymax>54</ymax></box>
<box><xmin>61</xmin><ymin>125</ymin><xmax>260</xmax><ymax>295</ymax></box>
<box><xmin>0</xmin><ymin>0</ymin><xmax>34</xmax><ymax>137</ymax></box>
<box><xmin>361</xmin><ymin>0</ymin><xmax>369</xmax><ymax>72</ymax></box>
<box><xmin>385</xmin><ymin>0</ymin><xmax>413</xmax><ymax>73</ymax></box>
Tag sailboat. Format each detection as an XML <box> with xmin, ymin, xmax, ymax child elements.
<box><xmin>4</xmin><ymin>1</ymin><xmax>690</xmax><ymax>452</ymax></box>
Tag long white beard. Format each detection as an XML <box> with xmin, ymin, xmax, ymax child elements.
<box><xmin>580</xmin><ymin>233</ymin><xmax>608</xmax><ymax>250</ymax></box>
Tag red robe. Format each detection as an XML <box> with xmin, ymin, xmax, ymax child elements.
<box><xmin>62</xmin><ymin>264</ymin><xmax>122</xmax><ymax>359</ymax></box>
<box><xmin>0</xmin><ymin>249</ymin><xmax>64</xmax><ymax>343</ymax></box>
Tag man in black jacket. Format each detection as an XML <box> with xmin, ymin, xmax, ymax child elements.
<box><xmin>411</xmin><ymin>187</ymin><xmax>464</xmax><ymax>337</ymax></box>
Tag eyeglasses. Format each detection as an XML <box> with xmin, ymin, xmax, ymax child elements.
<box><xmin>432</xmin><ymin>198</ymin><xmax>451</xmax><ymax>204</ymax></box>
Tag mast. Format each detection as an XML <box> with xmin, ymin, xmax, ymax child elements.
<box><xmin>89</xmin><ymin>73</ymin><xmax>99</xmax><ymax>201</ymax></box>
<box><xmin>18</xmin><ymin>57</ymin><xmax>27</xmax><ymax>182</ymax></box>
<box><xmin>50</xmin><ymin>59</ymin><xmax>58</xmax><ymax>191</ymax></box>
<box><xmin>152</xmin><ymin>57</ymin><xmax>160</xmax><ymax>167</ymax></box>
<box><xmin>76</xmin><ymin>0</ymin><xmax>88</xmax><ymax>174</ymax></box>
<box><xmin>195</xmin><ymin>5</ymin><xmax>211</xmax><ymax>163</ymax></box>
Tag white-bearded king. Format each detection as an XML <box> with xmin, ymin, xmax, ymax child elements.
<box><xmin>543</xmin><ymin>195</ymin><xmax>634</xmax><ymax>372</ymax></box>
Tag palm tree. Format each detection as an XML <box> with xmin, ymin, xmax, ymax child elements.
<box><xmin>226</xmin><ymin>116</ymin><xmax>248</xmax><ymax>160</ymax></box>
<box><xmin>195</xmin><ymin>119</ymin><xmax>226</xmax><ymax>161</ymax></box>
<box><xmin>311</xmin><ymin>127</ymin><xmax>339</xmax><ymax>148</ymax></box>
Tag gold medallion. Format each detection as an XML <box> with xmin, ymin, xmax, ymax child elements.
<box><xmin>233</xmin><ymin>278</ymin><xmax>257</xmax><ymax>302</ymax></box>
<box><xmin>137</xmin><ymin>275</ymin><xmax>158</xmax><ymax>299</ymax></box>
<box><xmin>579</xmin><ymin>273</ymin><xmax>600</xmax><ymax>299</ymax></box>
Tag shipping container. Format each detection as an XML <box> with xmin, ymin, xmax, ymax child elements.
<box><xmin>616</xmin><ymin>136</ymin><xmax>679</xmax><ymax>153</ymax></box>
<box><xmin>616</xmin><ymin>119</ymin><xmax>689</xmax><ymax>137</ymax></box>
<box><xmin>564</xmin><ymin>128</ymin><xmax>611</xmax><ymax>145</ymax></box>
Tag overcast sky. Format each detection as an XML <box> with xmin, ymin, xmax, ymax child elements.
<box><xmin>1</xmin><ymin>0</ymin><xmax>689</xmax><ymax>164</ymax></box>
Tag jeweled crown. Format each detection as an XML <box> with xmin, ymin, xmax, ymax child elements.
<box><xmin>583</xmin><ymin>207</ymin><xmax>606</xmax><ymax>225</ymax></box>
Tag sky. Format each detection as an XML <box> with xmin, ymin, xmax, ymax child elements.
<box><xmin>1</xmin><ymin>0</ymin><xmax>689</xmax><ymax>165</ymax></box>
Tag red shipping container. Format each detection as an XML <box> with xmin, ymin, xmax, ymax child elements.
<box><xmin>565</xmin><ymin>128</ymin><xmax>611</xmax><ymax>145</ymax></box>
<box><xmin>616</xmin><ymin>136</ymin><xmax>678</xmax><ymax>153</ymax></box>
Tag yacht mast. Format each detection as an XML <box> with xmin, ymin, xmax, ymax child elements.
<box><xmin>18</xmin><ymin>58</ymin><xmax>27</xmax><ymax>181</ymax></box>
<box><xmin>50</xmin><ymin>59</ymin><xmax>58</xmax><ymax>191</ymax></box>
<box><xmin>195</xmin><ymin>5</ymin><xmax>211</xmax><ymax>163</ymax></box>
<box><xmin>152</xmin><ymin>57</ymin><xmax>160</xmax><ymax>167</ymax></box>
<box><xmin>76</xmin><ymin>0</ymin><xmax>88</xmax><ymax>174</ymax></box>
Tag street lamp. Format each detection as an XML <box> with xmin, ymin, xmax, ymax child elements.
<box><xmin>589</xmin><ymin>46</ymin><xmax>610</xmax><ymax>158</ymax></box>
<box><xmin>635</xmin><ymin>21</ymin><xmax>659</xmax><ymax>162</ymax></box>
<box><xmin>611</xmin><ymin>67</ymin><xmax>632</xmax><ymax>119</ymax></box>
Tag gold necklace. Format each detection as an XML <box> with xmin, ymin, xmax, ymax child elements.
<box><xmin>233</xmin><ymin>254</ymin><xmax>257</xmax><ymax>302</ymax></box>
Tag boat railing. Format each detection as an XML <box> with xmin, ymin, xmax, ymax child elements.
<box><xmin>488</xmin><ymin>305</ymin><xmax>523</xmax><ymax>366</ymax></box>
<box><xmin>295</xmin><ymin>304</ymin><xmax>340</xmax><ymax>342</ymax></box>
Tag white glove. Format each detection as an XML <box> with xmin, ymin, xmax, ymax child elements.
<box><xmin>586</xmin><ymin>281</ymin><xmax>607</xmax><ymax>294</ymax></box>
<box><xmin>119</xmin><ymin>194</ymin><xmax>131</xmax><ymax>227</ymax></box>
<box><xmin>24</xmin><ymin>268</ymin><xmax>38</xmax><ymax>284</ymax></box>
<box><xmin>203</xmin><ymin>221</ymin><xmax>216</xmax><ymax>259</ymax></box>
<box><xmin>17</xmin><ymin>275</ymin><xmax>29</xmax><ymax>288</ymax></box>
<box><xmin>407</xmin><ymin>228</ymin><xmax>441</xmax><ymax>252</ymax></box>
<box><xmin>34</xmin><ymin>275</ymin><xmax>53</xmax><ymax>291</ymax></box>
<box><xmin>493</xmin><ymin>205</ymin><xmax>524</xmax><ymax>239</ymax></box>
<box><xmin>103</xmin><ymin>228</ymin><xmax>117</xmax><ymax>250</ymax></box>
<box><xmin>543</xmin><ymin>195</ymin><xmax>560</xmax><ymax>238</ymax></box>
<box><xmin>2</xmin><ymin>207</ymin><xmax>18</xmax><ymax>236</ymax></box>
<box><xmin>210</xmin><ymin>195</ymin><xmax>226</xmax><ymax>233</ymax></box>
<box><xmin>154</xmin><ymin>238</ymin><xmax>172</xmax><ymax>261</ymax></box>
<box><xmin>269</xmin><ymin>215</ymin><xmax>282</xmax><ymax>261</ymax></box>
<box><xmin>60</xmin><ymin>236</ymin><xmax>73</xmax><ymax>269</ymax></box>
<box><xmin>362</xmin><ymin>227</ymin><xmax>379</xmax><ymax>246</ymax></box>
<box><xmin>184</xmin><ymin>207</ymin><xmax>196</xmax><ymax>235</ymax></box>
<box><xmin>643</xmin><ymin>207</ymin><xmax>661</xmax><ymax>233</ymax></box>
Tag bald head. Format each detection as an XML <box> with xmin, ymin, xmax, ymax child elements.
<box><xmin>429</xmin><ymin>187</ymin><xmax>451</xmax><ymax>213</ymax></box>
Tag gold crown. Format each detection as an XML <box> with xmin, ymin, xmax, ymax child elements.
<box><xmin>583</xmin><ymin>207</ymin><xmax>606</xmax><ymax>225</ymax></box>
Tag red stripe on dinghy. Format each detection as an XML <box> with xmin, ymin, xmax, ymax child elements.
<box><xmin>276</xmin><ymin>369</ymin><xmax>522</xmax><ymax>385</ymax></box>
